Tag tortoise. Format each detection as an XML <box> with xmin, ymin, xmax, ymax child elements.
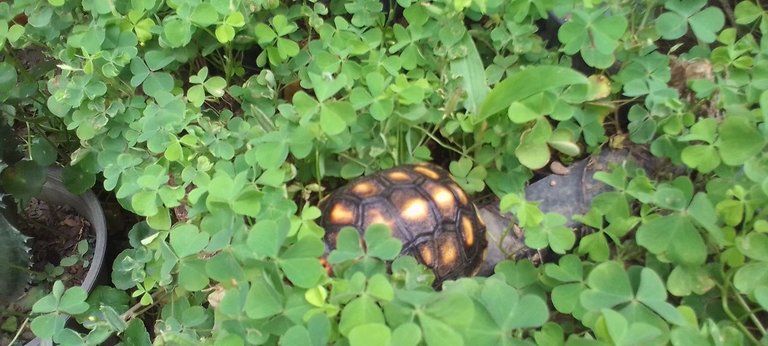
<box><xmin>318</xmin><ymin>148</ymin><xmax>659</xmax><ymax>287</ymax></box>
<box><xmin>318</xmin><ymin>163</ymin><xmax>488</xmax><ymax>286</ymax></box>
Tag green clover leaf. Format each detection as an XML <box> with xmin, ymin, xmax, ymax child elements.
<box><xmin>655</xmin><ymin>0</ymin><xmax>725</xmax><ymax>43</ymax></box>
<box><xmin>558</xmin><ymin>10</ymin><xmax>627</xmax><ymax>68</ymax></box>
<box><xmin>716</xmin><ymin>116</ymin><xmax>766</xmax><ymax>166</ymax></box>
<box><xmin>524</xmin><ymin>213</ymin><xmax>576</xmax><ymax>254</ymax></box>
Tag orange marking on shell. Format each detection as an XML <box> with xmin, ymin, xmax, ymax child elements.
<box><xmin>365</xmin><ymin>208</ymin><xmax>395</xmax><ymax>230</ymax></box>
<box><xmin>352</xmin><ymin>182</ymin><xmax>378</xmax><ymax>198</ymax></box>
<box><xmin>419</xmin><ymin>243</ymin><xmax>434</xmax><ymax>267</ymax></box>
<box><xmin>330</xmin><ymin>203</ymin><xmax>355</xmax><ymax>224</ymax></box>
<box><xmin>414</xmin><ymin>166</ymin><xmax>440</xmax><ymax>180</ymax></box>
<box><xmin>439</xmin><ymin>238</ymin><xmax>459</xmax><ymax>267</ymax></box>
<box><xmin>449</xmin><ymin>183</ymin><xmax>469</xmax><ymax>205</ymax></box>
<box><xmin>401</xmin><ymin>197</ymin><xmax>429</xmax><ymax>221</ymax></box>
<box><xmin>461</xmin><ymin>216</ymin><xmax>474</xmax><ymax>247</ymax></box>
<box><xmin>429</xmin><ymin>185</ymin><xmax>455</xmax><ymax>213</ymax></box>
<box><xmin>387</xmin><ymin>171</ymin><xmax>411</xmax><ymax>182</ymax></box>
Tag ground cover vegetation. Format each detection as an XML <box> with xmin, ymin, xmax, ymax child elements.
<box><xmin>1</xmin><ymin>0</ymin><xmax>767</xmax><ymax>345</ymax></box>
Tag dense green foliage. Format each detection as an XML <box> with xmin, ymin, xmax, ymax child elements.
<box><xmin>1</xmin><ymin>0</ymin><xmax>767</xmax><ymax>345</ymax></box>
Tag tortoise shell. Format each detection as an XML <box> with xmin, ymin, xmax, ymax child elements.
<box><xmin>319</xmin><ymin>163</ymin><xmax>487</xmax><ymax>285</ymax></box>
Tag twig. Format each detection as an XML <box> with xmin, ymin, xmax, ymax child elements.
<box><xmin>718</xmin><ymin>0</ymin><xmax>736</xmax><ymax>27</ymax></box>
<box><xmin>8</xmin><ymin>317</ymin><xmax>30</xmax><ymax>345</ymax></box>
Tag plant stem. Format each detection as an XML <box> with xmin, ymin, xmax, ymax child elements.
<box><xmin>315</xmin><ymin>148</ymin><xmax>323</xmax><ymax>199</ymax></box>
<box><xmin>720</xmin><ymin>290</ymin><xmax>761</xmax><ymax>345</ymax></box>
<box><xmin>386</xmin><ymin>0</ymin><xmax>396</xmax><ymax>26</ymax></box>
<box><xmin>720</xmin><ymin>266</ymin><xmax>762</xmax><ymax>345</ymax></box>
<box><xmin>25</xmin><ymin>122</ymin><xmax>33</xmax><ymax>158</ymax></box>
<box><xmin>339</xmin><ymin>153</ymin><xmax>370</xmax><ymax>169</ymax></box>
<box><xmin>121</xmin><ymin>289</ymin><xmax>166</xmax><ymax>321</ymax></box>
<box><xmin>413</xmin><ymin>125</ymin><xmax>470</xmax><ymax>160</ymax></box>
<box><xmin>637</xmin><ymin>0</ymin><xmax>656</xmax><ymax>34</ymax></box>
<box><xmin>734</xmin><ymin>290</ymin><xmax>767</xmax><ymax>337</ymax></box>
<box><xmin>395</xmin><ymin>123</ymin><xmax>402</xmax><ymax>165</ymax></box>
<box><xmin>224</xmin><ymin>45</ymin><xmax>234</xmax><ymax>82</ymax></box>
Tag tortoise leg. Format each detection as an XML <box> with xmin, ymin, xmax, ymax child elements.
<box><xmin>477</xmin><ymin>146</ymin><xmax>666</xmax><ymax>274</ymax></box>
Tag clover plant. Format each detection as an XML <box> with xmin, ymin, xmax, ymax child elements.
<box><xmin>0</xmin><ymin>0</ymin><xmax>767</xmax><ymax>345</ymax></box>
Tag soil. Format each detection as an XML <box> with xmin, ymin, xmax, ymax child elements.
<box><xmin>0</xmin><ymin>198</ymin><xmax>96</xmax><ymax>346</ymax></box>
<box><xmin>20</xmin><ymin>198</ymin><xmax>96</xmax><ymax>287</ymax></box>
